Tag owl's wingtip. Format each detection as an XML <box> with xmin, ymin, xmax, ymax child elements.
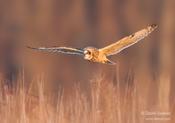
<box><xmin>27</xmin><ymin>45</ymin><xmax>33</xmax><ymax>49</ymax></box>
<box><xmin>26</xmin><ymin>46</ymin><xmax>38</xmax><ymax>50</ymax></box>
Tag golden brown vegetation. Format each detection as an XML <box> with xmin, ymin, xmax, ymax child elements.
<box><xmin>0</xmin><ymin>73</ymin><xmax>173</xmax><ymax>123</ymax></box>
<box><xmin>0</xmin><ymin>0</ymin><xmax>174</xmax><ymax>123</ymax></box>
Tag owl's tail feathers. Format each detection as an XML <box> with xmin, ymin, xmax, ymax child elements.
<box><xmin>105</xmin><ymin>59</ymin><xmax>116</xmax><ymax>65</ymax></box>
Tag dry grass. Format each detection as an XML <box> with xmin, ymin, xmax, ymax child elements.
<box><xmin>0</xmin><ymin>73</ymin><xmax>173</xmax><ymax>123</ymax></box>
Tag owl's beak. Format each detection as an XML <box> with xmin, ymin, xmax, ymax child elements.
<box><xmin>84</xmin><ymin>54</ymin><xmax>90</xmax><ymax>60</ymax></box>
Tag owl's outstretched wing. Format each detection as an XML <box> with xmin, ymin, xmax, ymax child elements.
<box><xmin>27</xmin><ymin>46</ymin><xmax>84</xmax><ymax>55</ymax></box>
<box><xmin>99</xmin><ymin>24</ymin><xmax>157</xmax><ymax>56</ymax></box>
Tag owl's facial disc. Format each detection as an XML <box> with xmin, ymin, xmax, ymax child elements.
<box><xmin>84</xmin><ymin>50</ymin><xmax>93</xmax><ymax>60</ymax></box>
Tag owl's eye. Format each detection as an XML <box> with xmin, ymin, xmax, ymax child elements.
<box><xmin>84</xmin><ymin>50</ymin><xmax>91</xmax><ymax>55</ymax></box>
<box><xmin>87</xmin><ymin>51</ymin><xmax>91</xmax><ymax>55</ymax></box>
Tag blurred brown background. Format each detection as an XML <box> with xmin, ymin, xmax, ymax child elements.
<box><xmin>0</xmin><ymin>0</ymin><xmax>174</xmax><ymax>114</ymax></box>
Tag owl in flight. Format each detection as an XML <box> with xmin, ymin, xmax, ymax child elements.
<box><xmin>28</xmin><ymin>24</ymin><xmax>157</xmax><ymax>65</ymax></box>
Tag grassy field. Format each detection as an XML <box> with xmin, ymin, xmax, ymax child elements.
<box><xmin>0</xmin><ymin>72</ymin><xmax>173</xmax><ymax>123</ymax></box>
<box><xmin>0</xmin><ymin>0</ymin><xmax>174</xmax><ymax>122</ymax></box>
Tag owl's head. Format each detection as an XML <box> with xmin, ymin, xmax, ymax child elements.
<box><xmin>83</xmin><ymin>47</ymin><xmax>98</xmax><ymax>60</ymax></box>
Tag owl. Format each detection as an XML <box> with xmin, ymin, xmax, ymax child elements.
<box><xmin>28</xmin><ymin>24</ymin><xmax>157</xmax><ymax>65</ymax></box>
